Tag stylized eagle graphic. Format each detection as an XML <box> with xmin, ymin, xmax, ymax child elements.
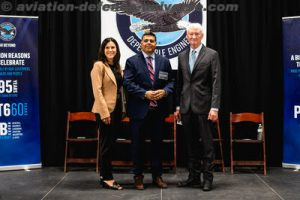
<box><xmin>107</xmin><ymin>0</ymin><xmax>201</xmax><ymax>32</ymax></box>
<box><xmin>0</xmin><ymin>26</ymin><xmax>16</xmax><ymax>36</ymax></box>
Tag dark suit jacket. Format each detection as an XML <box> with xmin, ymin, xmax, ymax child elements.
<box><xmin>177</xmin><ymin>45</ymin><xmax>221</xmax><ymax>114</ymax></box>
<box><xmin>124</xmin><ymin>52</ymin><xmax>175</xmax><ymax>119</ymax></box>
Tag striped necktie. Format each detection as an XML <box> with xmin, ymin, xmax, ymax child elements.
<box><xmin>146</xmin><ymin>56</ymin><xmax>157</xmax><ymax>107</ymax></box>
<box><xmin>147</xmin><ymin>56</ymin><xmax>155</xmax><ymax>83</ymax></box>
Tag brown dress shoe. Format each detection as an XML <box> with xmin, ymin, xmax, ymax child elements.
<box><xmin>134</xmin><ymin>175</ymin><xmax>144</xmax><ymax>190</ymax></box>
<box><xmin>153</xmin><ymin>176</ymin><xmax>168</xmax><ymax>188</ymax></box>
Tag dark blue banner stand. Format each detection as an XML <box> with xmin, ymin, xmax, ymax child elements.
<box><xmin>282</xmin><ymin>16</ymin><xmax>300</xmax><ymax>169</ymax></box>
<box><xmin>0</xmin><ymin>15</ymin><xmax>41</xmax><ymax>171</ymax></box>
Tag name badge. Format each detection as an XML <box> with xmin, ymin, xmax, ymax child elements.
<box><xmin>158</xmin><ymin>71</ymin><xmax>168</xmax><ymax>80</ymax></box>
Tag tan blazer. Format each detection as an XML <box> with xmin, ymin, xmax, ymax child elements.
<box><xmin>91</xmin><ymin>61</ymin><xmax>122</xmax><ymax>119</ymax></box>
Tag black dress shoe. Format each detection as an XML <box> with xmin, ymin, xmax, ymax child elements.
<box><xmin>202</xmin><ymin>180</ymin><xmax>212</xmax><ymax>191</ymax></box>
<box><xmin>177</xmin><ymin>178</ymin><xmax>202</xmax><ymax>187</ymax></box>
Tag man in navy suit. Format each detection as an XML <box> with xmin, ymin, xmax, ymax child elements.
<box><xmin>124</xmin><ymin>31</ymin><xmax>174</xmax><ymax>190</ymax></box>
<box><xmin>175</xmin><ymin>23</ymin><xmax>221</xmax><ymax>191</ymax></box>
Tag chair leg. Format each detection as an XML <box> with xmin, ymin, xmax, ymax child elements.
<box><xmin>230</xmin><ymin>116</ymin><xmax>234</xmax><ymax>175</ymax></box>
<box><xmin>219</xmin><ymin>140</ymin><xmax>225</xmax><ymax>173</ymax></box>
<box><xmin>96</xmin><ymin>140</ymin><xmax>100</xmax><ymax>173</ymax></box>
<box><xmin>216</xmin><ymin>121</ymin><xmax>225</xmax><ymax>173</ymax></box>
<box><xmin>230</xmin><ymin>142</ymin><xmax>234</xmax><ymax>175</ymax></box>
<box><xmin>263</xmin><ymin>140</ymin><xmax>267</xmax><ymax>176</ymax></box>
<box><xmin>64</xmin><ymin>141</ymin><xmax>68</xmax><ymax>173</ymax></box>
<box><xmin>96</xmin><ymin>129</ymin><xmax>100</xmax><ymax>173</ymax></box>
<box><xmin>173</xmin><ymin>119</ymin><xmax>177</xmax><ymax>174</ymax></box>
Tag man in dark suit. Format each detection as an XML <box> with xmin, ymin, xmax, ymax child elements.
<box><xmin>175</xmin><ymin>23</ymin><xmax>221</xmax><ymax>191</ymax></box>
<box><xmin>123</xmin><ymin>31</ymin><xmax>174</xmax><ymax>190</ymax></box>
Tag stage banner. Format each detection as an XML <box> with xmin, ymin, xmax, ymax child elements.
<box><xmin>282</xmin><ymin>16</ymin><xmax>300</xmax><ymax>169</ymax></box>
<box><xmin>101</xmin><ymin>0</ymin><xmax>207</xmax><ymax>69</ymax></box>
<box><xmin>0</xmin><ymin>15</ymin><xmax>41</xmax><ymax>171</ymax></box>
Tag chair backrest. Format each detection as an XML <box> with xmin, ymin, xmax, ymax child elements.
<box><xmin>230</xmin><ymin>112</ymin><xmax>264</xmax><ymax>124</ymax></box>
<box><xmin>230</xmin><ymin>112</ymin><xmax>265</xmax><ymax>140</ymax></box>
<box><xmin>66</xmin><ymin>112</ymin><xmax>98</xmax><ymax>139</ymax></box>
<box><xmin>68</xmin><ymin>112</ymin><xmax>96</xmax><ymax>122</ymax></box>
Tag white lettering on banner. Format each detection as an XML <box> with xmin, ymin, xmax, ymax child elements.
<box><xmin>291</xmin><ymin>55</ymin><xmax>300</xmax><ymax>61</ymax></box>
<box><xmin>0</xmin><ymin>104</ymin><xmax>10</xmax><ymax>117</ymax></box>
<box><xmin>0</xmin><ymin>53</ymin><xmax>8</xmax><ymax>58</ymax></box>
<box><xmin>0</xmin><ymin>43</ymin><xmax>16</xmax><ymax>48</ymax></box>
<box><xmin>290</xmin><ymin>55</ymin><xmax>300</xmax><ymax>68</ymax></box>
<box><xmin>0</xmin><ymin>103</ymin><xmax>28</xmax><ymax>117</ymax></box>
<box><xmin>127</xmin><ymin>36</ymin><xmax>141</xmax><ymax>51</ymax></box>
<box><xmin>0</xmin><ymin>59</ymin><xmax>25</xmax><ymax>66</ymax></box>
<box><xmin>7</xmin><ymin>53</ymin><xmax>30</xmax><ymax>59</ymax></box>
<box><xmin>126</xmin><ymin>36</ymin><xmax>189</xmax><ymax>57</ymax></box>
<box><xmin>155</xmin><ymin>49</ymin><xmax>166</xmax><ymax>56</ymax></box>
<box><xmin>0</xmin><ymin>123</ymin><xmax>8</xmax><ymax>136</ymax></box>
<box><xmin>294</xmin><ymin>105</ymin><xmax>300</xmax><ymax>119</ymax></box>
<box><xmin>0</xmin><ymin>53</ymin><xmax>30</xmax><ymax>59</ymax></box>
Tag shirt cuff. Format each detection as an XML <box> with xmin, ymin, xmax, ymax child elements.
<box><xmin>210</xmin><ymin>108</ymin><xmax>219</xmax><ymax>112</ymax></box>
<box><xmin>164</xmin><ymin>89</ymin><xmax>168</xmax><ymax>97</ymax></box>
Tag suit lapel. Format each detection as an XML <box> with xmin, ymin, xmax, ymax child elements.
<box><xmin>154</xmin><ymin>54</ymin><xmax>161</xmax><ymax>82</ymax></box>
<box><xmin>138</xmin><ymin>53</ymin><xmax>152</xmax><ymax>84</ymax></box>
<box><xmin>183</xmin><ymin>49</ymin><xmax>192</xmax><ymax>75</ymax></box>
<box><xmin>104</xmin><ymin>63</ymin><xmax>117</xmax><ymax>86</ymax></box>
<box><xmin>192</xmin><ymin>46</ymin><xmax>206</xmax><ymax>73</ymax></box>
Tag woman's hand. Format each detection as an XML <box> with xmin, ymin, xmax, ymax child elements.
<box><xmin>102</xmin><ymin>117</ymin><xmax>111</xmax><ymax>125</ymax></box>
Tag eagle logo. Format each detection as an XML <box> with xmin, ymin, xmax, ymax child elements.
<box><xmin>108</xmin><ymin>0</ymin><xmax>201</xmax><ymax>32</ymax></box>
<box><xmin>108</xmin><ymin>0</ymin><xmax>204</xmax><ymax>59</ymax></box>
<box><xmin>0</xmin><ymin>22</ymin><xmax>17</xmax><ymax>42</ymax></box>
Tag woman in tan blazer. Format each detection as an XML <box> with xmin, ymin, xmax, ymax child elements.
<box><xmin>91</xmin><ymin>38</ymin><xmax>123</xmax><ymax>190</ymax></box>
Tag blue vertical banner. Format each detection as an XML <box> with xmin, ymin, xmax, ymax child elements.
<box><xmin>0</xmin><ymin>15</ymin><xmax>41</xmax><ymax>171</ymax></box>
<box><xmin>282</xmin><ymin>17</ymin><xmax>300</xmax><ymax>169</ymax></box>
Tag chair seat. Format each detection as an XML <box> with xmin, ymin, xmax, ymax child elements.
<box><xmin>232</xmin><ymin>160</ymin><xmax>264</xmax><ymax>166</ymax></box>
<box><xmin>67</xmin><ymin>138</ymin><xmax>98</xmax><ymax>142</ymax></box>
<box><xmin>232</xmin><ymin>139</ymin><xmax>264</xmax><ymax>143</ymax></box>
<box><xmin>111</xmin><ymin>160</ymin><xmax>175</xmax><ymax>167</ymax></box>
<box><xmin>213</xmin><ymin>138</ymin><xmax>223</xmax><ymax>142</ymax></box>
<box><xmin>66</xmin><ymin>158</ymin><xmax>98</xmax><ymax>164</ymax></box>
<box><xmin>115</xmin><ymin>138</ymin><xmax>175</xmax><ymax>144</ymax></box>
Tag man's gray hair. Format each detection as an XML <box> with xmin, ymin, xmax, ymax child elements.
<box><xmin>187</xmin><ymin>23</ymin><xmax>204</xmax><ymax>34</ymax></box>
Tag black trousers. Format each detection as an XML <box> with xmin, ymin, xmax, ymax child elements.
<box><xmin>96</xmin><ymin>100</ymin><xmax>122</xmax><ymax>180</ymax></box>
<box><xmin>181</xmin><ymin>111</ymin><xmax>215</xmax><ymax>181</ymax></box>
<box><xmin>130</xmin><ymin>109</ymin><xmax>164</xmax><ymax>178</ymax></box>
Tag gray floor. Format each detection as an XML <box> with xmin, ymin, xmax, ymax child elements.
<box><xmin>0</xmin><ymin>167</ymin><xmax>299</xmax><ymax>200</ymax></box>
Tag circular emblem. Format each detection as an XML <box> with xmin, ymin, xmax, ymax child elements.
<box><xmin>116</xmin><ymin>0</ymin><xmax>203</xmax><ymax>59</ymax></box>
<box><xmin>0</xmin><ymin>22</ymin><xmax>17</xmax><ymax>42</ymax></box>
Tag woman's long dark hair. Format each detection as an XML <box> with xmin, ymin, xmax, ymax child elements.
<box><xmin>98</xmin><ymin>37</ymin><xmax>121</xmax><ymax>73</ymax></box>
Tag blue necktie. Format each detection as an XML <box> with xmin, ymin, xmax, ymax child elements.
<box><xmin>189</xmin><ymin>50</ymin><xmax>196</xmax><ymax>72</ymax></box>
